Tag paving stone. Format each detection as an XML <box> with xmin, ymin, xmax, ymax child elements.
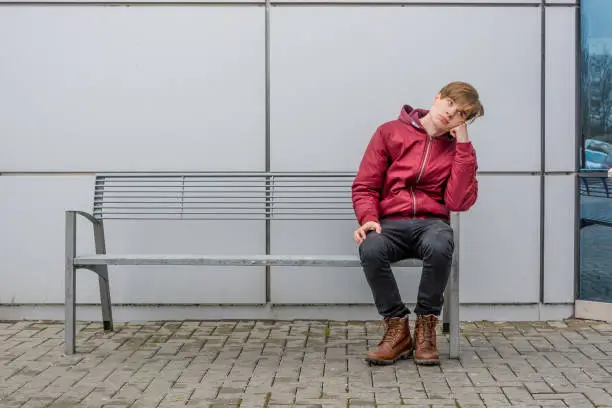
<box><xmin>0</xmin><ymin>319</ymin><xmax>610</xmax><ymax>407</ymax></box>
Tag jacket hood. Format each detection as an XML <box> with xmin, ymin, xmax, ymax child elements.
<box><xmin>398</xmin><ymin>104</ymin><xmax>429</xmax><ymax>130</ymax></box>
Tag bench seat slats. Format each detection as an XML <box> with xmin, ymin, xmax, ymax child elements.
<box><xmin>74</xmin><ymin>254</ymin><xmax>423</xmax><ymax>267</ymax></box>
<box><xmin>93</xmin><ymin>173</ymin><xmax>360</xmax><ymax>220</ymax></box>
<box><xmin>580</xmin><ymin>175</ymin><xmax>611</xmax><ymax>198</ymax></box>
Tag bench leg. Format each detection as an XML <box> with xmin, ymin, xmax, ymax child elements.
<box><xmin>442</xmin><ymin>285</ymin><xmax>450</xmax><ymax>334</ymax></box>
<box><xmin>93</xmin><ymin>221</ymin><xmax>113</xmax><ymax>332</ymax></box>
<box><xmin>65</xmin><ymin>211</ymin><xmax>77</xmax><ymax>355</ymax></box>
<box><xmin>96</xmin><ymin>267</ymin><xmax>114</xmax><ymax>331</ymax></box>
<box><xmin>448</xmin><ymin>262</ymin><xmax>460</xmax><ymax>359</ymax></box>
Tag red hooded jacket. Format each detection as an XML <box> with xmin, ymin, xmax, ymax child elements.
<box><xmin>352</xmin><ymin>105</ymin><xmax>478</xmax><ymax>225</ymax></box>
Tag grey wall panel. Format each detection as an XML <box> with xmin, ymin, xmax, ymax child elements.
<box><xmin>0</xmin><ymin>176</ymin><xmax>265</xmax><ymax>304</ymax></box>
<box><xmin>97</xmin><ymin>220</ymin><xmax>266</xmax><ymax>303</ymax></box>
<box><xmin>0</xmin><ymin>7</ymin><xmax>265</xmax><ymax>172</ymax></box>
<box><xmin>459</xmin><ymin>175</ymin><xmax>541</xmax><ymax>303</ymax></box>
<box><xmin>0</xmin><ymin>176</ymin><xmax>94</xmax><ymax>304</ymax></box>
<box><xmin>544</xmin><ymin>175</ymin><xmax>575</xmax><ymax>303</ymax></box>
<box><xmin>546</xmin><ymin>0</ymin><xmax>576</xmax><ymax>4</ymax></box>
<box><xmin>545</xmin><ymin>6</ymin><xmax>577</xmax><ymax>172</ymax></box>
<box><xmin>270</xmin><ymin>266</ymin><xmax>423</xmax><ymax>304</ymax></box>
<box><xmin>270</xmin><ymin>6</ymin><xmax>541</xmax><ymax>172</ymax></box>
<box><xmin>269</xmin><ymin>220</ymin><xmax>422</xmax><ymax>304</ymax></box>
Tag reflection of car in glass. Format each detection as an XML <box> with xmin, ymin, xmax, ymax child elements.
<box><xmin>584</xmin><ymin>139</ymin><xmax>612</xmax><ymax>169</ymax></box>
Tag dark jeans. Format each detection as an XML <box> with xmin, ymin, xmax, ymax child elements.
<box><xmin>359</xmin><ymin>218</ymin><xmax>454</xmax><ymax>318</ymax></box>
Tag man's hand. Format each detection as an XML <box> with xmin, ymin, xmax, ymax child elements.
<box><xmin>450</xmin><ymin>123</ymin><xmax>469</xmax><ymax>143</ymax></box>
<box><xmin>354</xmin><ymin>221</ymin><xmax>382</xmax><ymax>244</ymax></box>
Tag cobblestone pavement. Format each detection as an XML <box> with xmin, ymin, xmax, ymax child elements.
<box><xmin>1</xmin><ymin>319</ymin><xmax>612</xmax><ymax>407</ymax></box>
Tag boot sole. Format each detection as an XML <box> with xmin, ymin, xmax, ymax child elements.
<box><xmin>365</xmin><ymin>349</ymin><xmax>413</xmax><ymax>366</ymax></box>
<box><xmin>414</xmin><ymin>357</ymin><xmax>440</xmax><ymax>366</ymax></box>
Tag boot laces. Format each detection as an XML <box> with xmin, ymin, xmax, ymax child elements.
<box><xmin>417</xmin><ymin>317</ymin><xmax>436</xmax><ymax>347</ymax></box>
<box><xmin>379</xmin><ymin>319</ymin><xmax>402</xmax><ymax>345</ymax></box>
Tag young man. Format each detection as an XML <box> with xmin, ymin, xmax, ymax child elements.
<box><xmin>351</xmin><ymin>81</ymin><xmax>484</xmax><ymax>366</ymax></box>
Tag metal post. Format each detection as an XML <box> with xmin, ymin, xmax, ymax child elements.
<box><xmin>94</xmin><ymin>220</ymin><xmax>113</xmax><ymax>331</ymax></box>
<box><xmin>264</xmin><ymin>0</ymin><xmax>271</xmax><ymax>305</ymax></box>
<box><xmin>65</xmin><ymin>211</ymin><xmax>77</xmax><ymax>355</ymax></box>
<box><xmin>539</xmin><ymin>0</ymin><xmax>546</xmax><ymax>306</ymax></box>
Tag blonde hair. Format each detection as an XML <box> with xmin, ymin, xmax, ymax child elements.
<box><xmin>439</xmin><ymin>81</ymin><xmax>484</xmax><ymax>123</ymax></box>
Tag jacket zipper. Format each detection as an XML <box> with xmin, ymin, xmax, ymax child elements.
<box><xmin>412</xmin><ymin>135</ymin><xmax>433</xmax><ymax>217</ymax></box>
<box><xmin>416</xmin><ymin>136</ymin><xmax>433</xmax><ymax>184</ymax></box>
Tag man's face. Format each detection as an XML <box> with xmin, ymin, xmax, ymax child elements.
<box><xmin>430</xmin><ymin>95</ymin><xmax>467</xmax><ymax>132</ymax></box>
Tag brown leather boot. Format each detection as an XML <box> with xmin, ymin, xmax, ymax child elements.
<box><xmin>365</xmin><ymin>316</ymin><xmax>413</xmax><ymax>365</ymax></box>
<box><xmin>414</xmin><ymin>314</ymin><xmax>440</xmax><ymax>365</ymax></box>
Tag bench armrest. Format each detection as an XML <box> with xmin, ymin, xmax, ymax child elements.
<box><xmin>66</xmin><ymin>211</ymin><xmax>105</xmax><ymax>261</ymax></box>
<box><xmin>71</xmin><ymin>211</ymin><xmax>100</xmax><ymax>225</ymax></box>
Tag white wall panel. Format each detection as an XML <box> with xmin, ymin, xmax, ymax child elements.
<box><xmin>0</xmin><ymin>176</ymin><xmax>265</xmax><ymax>304</ymax></box>
<box><xmin>0</xmin><ymin>0</ymin><xmax>582</xmax><ymax>319</ymax></box>
<box><xmin>0</xmin><ymin>7</ymin><xmax>265</xmax><ymax>171</ymax></box>
<box><xmin>270</xmin><ymin>6</ymin><xmax>541</xmax><ymax>172</ymax></box>
<box><xmin>545</xmin><ymin>6</ymin><xmax>577</xmax><ymax>172</ymax></box>
<box><xmin>544</xmin><ymin>175</ymin><xmax>575</xmax><ymax>303</ymax></box>
<box><xmin>459</xmin><ymin>175</ymin><xmax>541</xmax><ymax>303</ymax></box>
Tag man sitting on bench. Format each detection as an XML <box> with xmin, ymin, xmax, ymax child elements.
<box><xmin>351</xmin><ymin>81</ymin><xmax>484</xmax><ymax>366</ymax></box>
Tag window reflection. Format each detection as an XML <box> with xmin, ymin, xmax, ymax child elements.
<box><xmin>579</xmin><ymin>0</ymin><xmax>612</xmax><ymax>303</ymax></box>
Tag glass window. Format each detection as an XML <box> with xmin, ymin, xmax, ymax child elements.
<box><xmin>579</xmin><ymin>0</ymin><xmax>612</xmax><ymax>303</ymax></box>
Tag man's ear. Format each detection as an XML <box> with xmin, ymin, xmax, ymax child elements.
<box><xmin>433</xmin><ymin>94</ymin><xmax>441</xmax><ymax>104</ymax></box>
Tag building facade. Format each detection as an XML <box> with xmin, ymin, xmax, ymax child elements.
<box><xmin>0</xmin><ymin>0</ymin><xmax>610</xmax><ymax>322</ymax></box>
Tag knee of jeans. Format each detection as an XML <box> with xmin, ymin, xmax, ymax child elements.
<box><xmin>358</xmin><ymin>234</ymin><xmax>387</xmax><ymax>266</ymax></box>
<box><xmin>422</xmin><ymin>234</ymin><xmax>454</xmax><ymax>261</ymax></box>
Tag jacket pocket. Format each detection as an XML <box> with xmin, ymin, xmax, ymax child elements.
<box><xmin>414</xmin><ymin>189</ymin><xmax>449</xmax><ymax>218</ymax></box>
<box><xmin>380</xmin><ymin>189</ymin><xmax>413</xmax><ymax>217</ymax></box>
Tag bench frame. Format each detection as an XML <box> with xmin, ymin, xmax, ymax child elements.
<box><xmin>65</xmin><ymin>172</ymin><xmax>461</xmax><ymax>359</ymax></box>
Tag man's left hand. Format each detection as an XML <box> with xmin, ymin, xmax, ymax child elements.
<box><xmin>450</xmin><ymin>123</ymin><xmax>469</xmax><ymax>143</ymax></box>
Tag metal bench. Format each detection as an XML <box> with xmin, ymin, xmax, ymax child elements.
<box><xmin>65</xmin><ymin>172</ymin><xmax>461</xmax><ymax>358</ymax></box>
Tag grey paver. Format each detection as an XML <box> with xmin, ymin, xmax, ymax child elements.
<box><xmin>0</xmin><ymin>318</ymin><xmax>610</xmax><ymax>407</ymax></box>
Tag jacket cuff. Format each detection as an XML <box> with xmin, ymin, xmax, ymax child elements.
<box><xmin>360</xmin><ymin>214</ymin><xmax>380</xmax><ymax>225</ymax></box>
